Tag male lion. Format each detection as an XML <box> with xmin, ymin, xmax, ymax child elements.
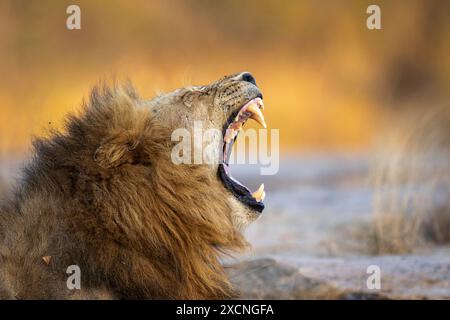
<box><xmin>0</xmin><ymin>72</ymin><xmax>267</xmax><ymax>299</ymax></box>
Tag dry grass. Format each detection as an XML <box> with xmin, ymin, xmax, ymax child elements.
<box><xmin>0</xmin><ymin>178</ymin><xmax>8</xmax><ymax>201</ymax></box>
<box><xmin>0</xmin><ymin>185</ymin><xmax>4</xmax><ymax>200</ymax></box>
<box><xmin>367</xmin><ymin>106</ymin><xmax>450</xmax><ymax>254</ymax></box>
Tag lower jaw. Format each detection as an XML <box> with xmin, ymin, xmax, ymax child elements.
<box><xmin>218</xmin><ymin>164</ymin><xmax>265</xmax><ymax>213</ymax></box>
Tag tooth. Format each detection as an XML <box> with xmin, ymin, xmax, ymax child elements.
<box><xmin>224</xmin><ymin>128</ymin><xmax>235</xmax><ymax>143</ymax></box>
<box><xmin>225</xmin><ymin>123</ymin><xmax>242</xmax><ymax>143</ymax></box>
<box><xmin>256</xmin><ymin>98</ymin><xmax>265</xmax><ymax>110</ymax></box>
<box><xmin>252</xmin><ymin>184</ymin><xmax>265</xmax><ymax>202</ymax></box>
<box><xmin>246</xmin><ymin>103</ymin><xmax>267</xmax><ymax>128</ymax></box>
<box><xmin>230</xmin><ymin>122</ymin><xmax>242</xmax><ymax>130</ymax></box>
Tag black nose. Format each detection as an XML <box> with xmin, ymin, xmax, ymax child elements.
<box><xmin>241</xmin><ymin>72</ymin><xmax>257</xmax><ymax>86</ymax></box>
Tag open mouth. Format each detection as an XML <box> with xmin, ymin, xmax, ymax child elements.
<box><xmin>218</xmin><ymin>96</ymin><xmax>266</xmax><ymax>213</ymax></box>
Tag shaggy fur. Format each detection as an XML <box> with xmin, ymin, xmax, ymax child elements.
<box><xmin>0</xmin><ymin>79</ymin><xmax>255</xmax><ymax>299</ymax></box>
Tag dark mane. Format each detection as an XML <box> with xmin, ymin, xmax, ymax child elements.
<box><xmin>0</xmin><ymin>83</ymin><xmax>247</xmax><ymax>299</ymax></box>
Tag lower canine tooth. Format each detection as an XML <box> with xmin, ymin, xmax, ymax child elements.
<box><xmin>252</xmin><ymin>184</ymin><xmax>265</xmax><ymax>202</ymax></box>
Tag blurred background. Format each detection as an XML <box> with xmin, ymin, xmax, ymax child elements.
<box><xmin>0</xmin><ymin>0</ymin><xmax>449</xmax><ymax>299</ymax></box>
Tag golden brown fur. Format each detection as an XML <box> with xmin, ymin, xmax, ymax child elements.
<box><xmin>0</xmin><ymin>81</ymin><xmax>251</xmax><ymax>299</ymax></box>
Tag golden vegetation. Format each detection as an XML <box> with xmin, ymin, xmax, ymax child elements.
<box><xmin>1</xmin><ymin>0</ymin><xmax>449</xmax><ymax>155</ymax></box>
<box><xmin>368</xmin><ymin>106</ymin><xmax>450</xmax><ymax>254</ymax></box>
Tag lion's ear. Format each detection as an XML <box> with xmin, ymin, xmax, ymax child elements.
<box><xmin>94</xmin><ymin>131</ymin><xmax>139</xmax><ymax>168</ymax></box>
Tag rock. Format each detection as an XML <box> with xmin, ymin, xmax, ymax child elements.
<box><xmin>228</xmin><ymin>254</ymin><xmax>450</xmax><ymax>300</ymax></box>
<box><xmin>227</xmin><ymin>258</ymin><xmax>384</xmax><ymax>300</ymax></box>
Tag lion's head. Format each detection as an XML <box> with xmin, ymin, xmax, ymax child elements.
<box><xmin>144</xmin><ymin>72</ymin><xmax>266</xmax><ymax>229</ymax></box>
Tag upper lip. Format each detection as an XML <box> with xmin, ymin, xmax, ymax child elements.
<box><xmin>218</xmin><ymin>95</ymin><xmax>266</xmax><ymax>212</ymax></box>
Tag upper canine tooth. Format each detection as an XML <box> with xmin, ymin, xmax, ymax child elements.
<box><xmin>252</xmin><ymin>183</ymin><xmax>265</xmax><ymax>202</ymax></box>
<box><xmin>246</xmin><ymin>104</ymin><xmax>267</xmax><ymax>128</ymax></box>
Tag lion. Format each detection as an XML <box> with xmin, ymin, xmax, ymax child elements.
<box><xmin>0</xmin><ymin>72</ymin><xmax>267</xmax><ymax>299</ymax></box>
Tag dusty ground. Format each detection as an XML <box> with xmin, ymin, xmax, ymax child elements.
<box><xmin>229</xmin><ymin>253</ymin><xmax>450</xmax><ymax>299</ymax></box>
<box><xmin>228</xmin><ymin>154</ymin><xmax>450</xmax><ymax>299</ymax></box>
<box><xmin>1</xmin><ymin>154</ymin><xmax>449</xmax><ymax>299</ymax></box>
